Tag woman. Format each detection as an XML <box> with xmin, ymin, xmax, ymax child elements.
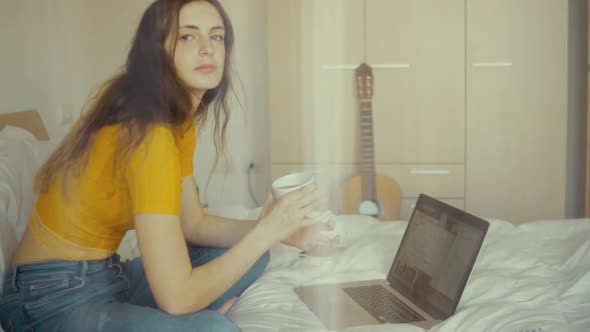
<box><xmin>0</xmin><ymin>1</ymin><xmax>332</xmax><ymax>331</ymax></box>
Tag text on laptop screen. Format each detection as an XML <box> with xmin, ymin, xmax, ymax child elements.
<box><xmin>387</xmin><ymin>203</ymin><xmax>485</xmax><ymax>318</ymax></box>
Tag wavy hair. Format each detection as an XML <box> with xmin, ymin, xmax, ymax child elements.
<box><xmin>35</xmin><ymin>0</ymin><xmax>235</xmax><ymax>194</ymax></box>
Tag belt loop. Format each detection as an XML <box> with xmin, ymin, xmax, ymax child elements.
<box><xmin>106</xmin><ymin>255</ymin><xmax>113</xmax><ymax>271</ymax></box>
<box><xmin>79</xmin><ymin>261</ymin><xmax>88</xmax><ymax>277</ymax></box>
<box><xmin>9</xmin><ymin>266</ymin><xmax>18</xmax><ymax>291</ymax></box>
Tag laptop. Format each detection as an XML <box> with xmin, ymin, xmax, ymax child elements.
<box><xmin>294</xmin><ymin>194</ymin><xmax>489</xmax><ymax>330</ymax></box>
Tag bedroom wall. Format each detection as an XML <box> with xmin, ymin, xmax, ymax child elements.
<box><xmin>0</xmin><ymin>0</ymin><xmax>270</xmax><ymax>209</ymax></box>
<box><xmin>0</xmin><ymin>0</ymin><xmax>151</xmax><ymax>143</ymax></box>
<box><xmin>193</xmin><ymin>0</ymin><xmax>270</xmax><ymax>209</ymax></box>
<box><xmin>0</xmin><ymin>1</ymin><xmax>53</xmax><ymax>134</ymax></box>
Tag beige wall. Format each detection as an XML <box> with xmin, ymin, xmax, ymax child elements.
<box><xmin>0</xmin><ymin>0</ymin><xmax>270</xmax><ymax>208</ymax></box>
<box><xmin>0</xmin><ymin>0</ymin><xmax>150</xmax><ymax>140</ymax></box>
<box><xmin>194</xmin><ymin>0</ymin><xmax>270</xmax><ymax>208</ymax></box>
<box><xmin>0</xmin><ymin>0</ymin><xmax>57</xmax><ymax>137</ymax></box>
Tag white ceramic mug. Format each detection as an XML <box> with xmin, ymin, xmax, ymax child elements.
<box><xmin>271</xmin><ymin>172</ymin><xmax>315</xmax><ymax>199</ymax></box>
<box><xmin>271</xmin><ymin>171</ymin><xmax>333</xmax><ymax>222</ymax></box>
<box><xmin>270</xmin><ymin>171</ymin><xmax>339</xmax><ymax>235</ymax></box>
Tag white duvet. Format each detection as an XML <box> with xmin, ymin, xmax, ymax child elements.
<box><xmin>229</xmin><ymin>215</ymin><xmax>590</xmax><ymax>332</ymax></box>
<box><xmin>0</xmin><ymin>126</ymin><xmax>49</xmax><ymax>294</ymax></box>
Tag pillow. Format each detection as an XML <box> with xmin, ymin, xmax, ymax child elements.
<box><xmin>0</xmin><ymin>126</ymin><xmax>44</xmax><ymax>291</ymax></box>
<box><xmin>0</xmin><ymin>213</ymin><xmax>17</xmax><ymax>290</ymax></box>
<box><xmin>0</xmin><ymin>126</ymin><xmax>41</xmax><ymax>237</ymax></box>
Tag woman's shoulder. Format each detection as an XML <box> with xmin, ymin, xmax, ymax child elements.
<box><xmin>130</xmin><ymin>125</ymin><xmax>177</xmax><ymax>153</ymax></box>
<box><xmin>148</xmin><ymin>124</ymin><xmax>176</xmax><ymax>138</ymax></box>
<box><xmin>100</xmin><ymin>123</ymin><xmax>190</xmax><ymax>149</ymax></box>
<box><xmin>144</xmin><ymin>123</ymin><xmax>193</xmax><ymax>138</ymax></box>
<box><xmin>115</xmin><ymin>123</ymin><xmax>176</xmax><ymax>140</ymax></box>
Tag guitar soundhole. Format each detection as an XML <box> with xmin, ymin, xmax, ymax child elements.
<box><xmin>358</xmin><ymin>200</ymin><xmax>380</xmax><ymax>217</ymax></box>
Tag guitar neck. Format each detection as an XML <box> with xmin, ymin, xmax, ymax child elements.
<box><xmin>359</xmin><ymin>99</ymin><xmax>377</xmax><ymax>201</ymax></box>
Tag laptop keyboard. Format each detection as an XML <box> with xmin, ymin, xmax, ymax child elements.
<box><xmin>343</xmin><ymin>285</ymin><xmax>425</xmax><ymax>324</ymax></box>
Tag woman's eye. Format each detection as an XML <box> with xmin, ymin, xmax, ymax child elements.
<box><xmin>211</xmin><ymin>35</ymin><xmax>225</xmax><ymax>41</ymax></box>
<box><xmin>180</xmin><ymin>34</ymin><xmax>194</xmax><ymax>41</ymax></box>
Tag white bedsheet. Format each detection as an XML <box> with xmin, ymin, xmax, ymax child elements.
<box><xmin>0</xmin><ymin>126</ymin><xmax>49</xmax><ymax>293</ymax></box>
<box><xmin>229</xmin><ymin>215</ymin><xmax>590</xmax><ymax>332</ymax></box>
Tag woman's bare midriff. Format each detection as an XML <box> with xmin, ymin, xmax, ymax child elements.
<box><xmin>10</xmin><ymin>228</ymin><xmax>69</xmax><ymax>267</ymax></box>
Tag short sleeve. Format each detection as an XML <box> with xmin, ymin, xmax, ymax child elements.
<box><xmin>177</xmin><ymin>123</ymin><xmax>196</xmax><ymax>176</ymax></box>
<box><xmin>125</xmin><ymin>127</ymin><xmax>182</xmax><ymax>215</ymax></box>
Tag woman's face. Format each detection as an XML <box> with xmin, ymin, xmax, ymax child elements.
<box><xmin>172</xmin><ymin>1</ymin><xmax>226</xmax><ymax>98</ymax></box>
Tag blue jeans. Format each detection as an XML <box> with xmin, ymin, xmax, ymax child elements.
<box><xmin>0</xmin><ymin>247</ymin><xmax>270</xmax><ymax>332</ymax></box>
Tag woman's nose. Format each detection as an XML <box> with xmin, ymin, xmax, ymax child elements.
<box><xmin>199</xmin><ymin>39</ymin><xmax>213</xmax><ymax>56</ymax></box>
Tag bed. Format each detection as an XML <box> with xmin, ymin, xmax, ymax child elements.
<box><xmin>0</xmin><ymin>110</ymin><xmax>51</xmax><ymax>293</ymax></box>
<box><xmin>1</xmin><ymin>111</ymin><xmax>589</xmax><ymax>332</ymax></box>
<box><xmin>0</xmin><ymin>111</ymin><xmax>47</xmax><ymax>331</ymax></box>
<box><xmin>228</xmin><ymin>214</ymin><xmax>590</xmax><ymax>332</ymax></box>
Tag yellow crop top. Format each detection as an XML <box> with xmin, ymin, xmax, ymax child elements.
<box><xmin>27</xmin><ymin>123</ymin><xmax>196</xmax><ymax>260</ymax></box>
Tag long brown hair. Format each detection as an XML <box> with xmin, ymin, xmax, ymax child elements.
<box><xmin>35</xmin><ymin>0</ymin><xmax>235</xmax><ymax>194</ymax></box>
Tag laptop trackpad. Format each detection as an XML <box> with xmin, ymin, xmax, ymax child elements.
<box><xmin>295</xmin><ymin>284</ymin><xmax>380</xmax><ymax>330</ymax></box>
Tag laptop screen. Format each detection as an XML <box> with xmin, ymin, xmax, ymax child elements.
<box><xmin>386</xmin><ymin>194</ymin><xmax>489</xmax><ymax>319</ymax></box>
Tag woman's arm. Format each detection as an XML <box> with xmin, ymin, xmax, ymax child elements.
<box><xmin>135</xmin><ymin>183</ymin><xmax>317</xmax><ymax>315</ymax></box>
<box><xmin>180</xmin><ymin>176</ymin><xmax>337</xmax><ymax>251</ymax></box>
<box><xmin>179</xmin><ymin>176</ymin><xmax>258</xmax><ymax>247</ymax></box>
<box><xmin>125</xmin><ymin>128</ymin><xmax>278</xmax><ymax>315</ymax></box>
<box><xmin>134</xmin><ymin>213</ymin><xmax>269</xmax><ymax>315</ymax></box>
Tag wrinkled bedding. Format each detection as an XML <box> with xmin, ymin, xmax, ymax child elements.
<box><xmin>230</xmin><ymin>215</ymin><xmax>590</xmax><ymax>332</ymax></box>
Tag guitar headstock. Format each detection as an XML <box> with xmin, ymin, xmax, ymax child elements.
<box><xmin>355</xmin><ymin>63</ymin><xmax>373</xmax><ymax>100</ymax></box>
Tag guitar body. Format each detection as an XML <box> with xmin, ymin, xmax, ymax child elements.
<box><xmin>339</xmin><ymin>174</ymin><xmax>402</xmax><ymax>221</ymax></box>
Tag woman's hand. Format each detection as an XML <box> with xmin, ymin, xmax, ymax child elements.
<box><xmin>282</xmin><ymin>220</ymin><xmax>340</xmax><ymax>252</ymax></box>
<box><xmin>257</xmin><ymin>188</ymin><xmax>339</xmax><ymax>252</ymax></box>
<box><xmin>255</xmin><ymin>184</ymin><xmax>321</xmax><ymax>246</ymax></box>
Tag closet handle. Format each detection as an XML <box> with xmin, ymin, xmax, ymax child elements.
<box><xmin>409</xmin><ymin>169</ymin><xmax>450</xmax><ymax>176</ymax></box>
<box><xmin>471</xmin><ymin>62</ymin><xmax>513</xmax><ymax>68</ymax></box>
<box><xmin>321</xmin><ymin>64</ymin><xmax>410</xmax><ymax>70</ymax></box>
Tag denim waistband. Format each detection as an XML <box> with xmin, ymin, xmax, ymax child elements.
<box><xmin>3</xmin><ymin>254</ymin><xmax>124</xmax><ymax>291</ymax></box>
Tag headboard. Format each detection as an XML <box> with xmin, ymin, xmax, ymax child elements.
<box><xmin>0</xmin><ymin>110</ymin><xmax>50</xmax><ymax>141</ymax></box>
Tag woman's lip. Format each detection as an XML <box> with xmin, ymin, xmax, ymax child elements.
<box><xmin>195</xmin><ymin>65</ymin><xmax>216</xmax><ymax>72</ymax></box>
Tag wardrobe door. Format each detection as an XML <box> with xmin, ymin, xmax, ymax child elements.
<box><xmin>303</xmin><ymin>0</ymin><xmax>365</xmax><ymax>164</ymax></box>
<box><xmin>267</xmin><ymin>1</ymin><xmax>305</xmax><ymax>164</ymax></box>
<box><xmin>365</xmin><ymin>0</ymin><xmax>465</xmax><ymax>164</ymax></box>
<box><xmin>586</xmin><ymin>1</ymin><xmax>590</xmax><ymax>218</ymax></box>
<box><xmin>267</xmin><ymin>0</ymin><xmax>364</xmax><ymax>165</ymax></box>
<box><xmin>363</xmin><ymin>0</ymin><xmax>465</xmax><ymax>211</ymax></box>
<box><xmin>586</xmin><ymin>66</ymin><xmax>590</xmax><ymax>217</ymax></box>
<box><xmin>466</xmin><ymin>0</ymin><xmax>568</xmax><ymax>222</ymax></box>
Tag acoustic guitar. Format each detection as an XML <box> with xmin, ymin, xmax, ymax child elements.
<box><xmin>338</xmin><ymin>63</ymin><xmax>401</xmax><ymax>221</ymax></box>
